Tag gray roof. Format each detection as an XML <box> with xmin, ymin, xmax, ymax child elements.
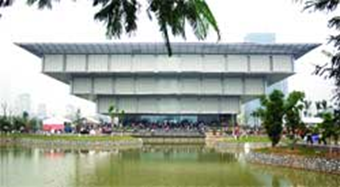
<box><xmin>16</xmin><ymin>42</ymin><xmax>320</xmax><ymax>59</ymax></box>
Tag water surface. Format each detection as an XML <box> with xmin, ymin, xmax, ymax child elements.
<box><xmin>0</xmin><ymin>145</ymin><xmax>339</xmax><ymax>187</ymax></box>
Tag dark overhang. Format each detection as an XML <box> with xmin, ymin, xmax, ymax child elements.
<box><xmin>16</xmin><ymin>42</ymin><xmax>320</xmax><ymax>59</ymax></box>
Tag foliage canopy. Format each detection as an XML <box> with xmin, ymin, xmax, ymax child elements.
<box><xmin>0</xmin><ymin>0</ymin><xmax>220</xmax><ymax>56</ymax></box>
<box><xmin>302</xmin><ymin>0</ymin><xmax>340</xmax><ymax>106</ymax></box>
<box><xmin>255</xmin><ymin>90</ymin><xmax>306</xmax><ymax>147</ymax></box>
<box><xmin>255</xmin><ymin>90</ymin><xmax>286</xmax><ymax>147</ymax></box>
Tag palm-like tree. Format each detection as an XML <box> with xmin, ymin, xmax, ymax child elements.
<box><xmin>2</xmin><ymin>0</ymin><xmax>220</xmax><ymax>56</ymax></box>
<box><xmin>316</xmin><ymin>100</ymin><xmax>332</xmax><ymax>116</ymax></box>
<box><xmin>108</xmin><ymin>104</ymin><xmax>120</xmax><ymax>127</ymax></box>
<box><xmin>302</xmin><ymin>100</ymin><xmax>312</xmax><ymax>117</ymax></box>
<box><xmin>303</xmin><ymin>0</ymin><xmax>340</xmax><ymax>106</ymax></box>
<box><xmin>315</xmin><ymin>101</ymin><xmax>322</xmax><ymax>116</ymax></box>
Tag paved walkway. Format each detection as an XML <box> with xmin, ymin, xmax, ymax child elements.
<box><xmin>298</xmin><ymin>143</ymin><xmax>340</xmax><ymax>152</ymax></box>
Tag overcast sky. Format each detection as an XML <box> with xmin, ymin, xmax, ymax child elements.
<box><xmin>0</xmin><ymin>0</ymin><xmax>336</xmax><ymax>116</ymax></box>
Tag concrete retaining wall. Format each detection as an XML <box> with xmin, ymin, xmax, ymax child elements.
<box><xmin>141</xmin><ymin>137</ymin><xmax>205</xmax><ymax>144</ymax></box>
<box><xmin>214</xmin><ymin>142</ymin><xmax>272</xmax><ymax>149</ymax></box>
<box><xmin>0</xmin><ymin>137</ymin><xmax>143</xmax><ymax>150</ymax></box>
<box><xmin>246</xmin><ymin>152</ymin><xmax>340</xmax><ymax>174</ymax></box>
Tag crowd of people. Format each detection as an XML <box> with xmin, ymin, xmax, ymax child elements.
<box><xmin>46</xmin><ymin>119</ymin><xmax>263</xmax><ymax>138</ymax></box>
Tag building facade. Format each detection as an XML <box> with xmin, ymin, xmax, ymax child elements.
<box><xmin>243</xmin><ymin>33</ymin><xmax>289</xmax><ymax>126</ymax></box>
<box><xmin>18</xmin><ymin>43</ymin><xmax>318</xmax><ymax>125</ymax></box>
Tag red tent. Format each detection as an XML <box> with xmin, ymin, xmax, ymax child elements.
<box><xmin>42</xmin><ymin>117</ymin><xmax>69</xmax><ymax>131</ymax></box>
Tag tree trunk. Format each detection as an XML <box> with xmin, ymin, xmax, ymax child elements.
<box><xmin>272</xmin><ymin>141</ymin><xmax>276</xmax><ymax>147</ymax></box>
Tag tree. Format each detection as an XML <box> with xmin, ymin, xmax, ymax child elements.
<box><xmin>12</xmin><ymin>116</ymin><xmax>25</xmax><ymax>132</ymax></box>
<box><xmin>0</xmin><ymin>0</ymin><xmax>220</xmax><ymax>56</ymax></box>
<box><xmin>321</xmin><ymin>99</ymin><xmax>331</xmax><ymax>111</ymax></box>
<box><xmin>315</xmin><ymin>99</ymin><xmax>332</xmax><ymax>116</ymax></box>
<box><xmin>108</xmin><ymin>104</ymin><xmax>126</xmax><ymax>128</ymax></box>
<box><xmin>28</xmin><ymin>117</ymin><xmax>42</xmax><ymax>132</ymax></box>
<box><xmin>256</xmin><ymin>90</ymin><xmax>286</xmax><ymax>147</ymax></box>
<box><xmin>256</xmin><ymin>90</ymin><xmax>307</xmax><ymax>147</ymax></box>
<box><xmin>0</xmin><ymin>116</ymin><xmax>11</xmax><ymax>132</ymax></box>
<box><xmin>22</xmin><ymin>111</ymin><xmax>30</xmax><ymax>132</ymax></box>
<box><xmin>108</xmin><ymin>104</ymin><xmax>119</xmax><ymax>127</ymax></box>
<box><xmin>302</xmin><ymin>0</ymin><xmax>340</xmax><ymax>106</ymax></box>
<box><xmin>318</xmin><ymin>112</ymin><xmax>340</xmax><ymax>145</ymax></box>
<box><xmin>73</xmin><ymin>108</ymin><xmax>82</xmax><ymax>133</ymax></box>
<box><xmin>284</xmin><ymin>91</ymin><xmax>305</xmax><ymax>149</ymax></box>
<box><xmin>1</xmin><ymin>102</ymin><xmax>9</xmax><ymax>118</ymax></box>
<box><xmin>302</xmin><ymin>99</ymin><xmax>312</xmax><ymax>117</ymax></box>
<box><xmin>315</xmin><ymin>101</ymin><xmax>322</xmax><ymax>116</ymax></box>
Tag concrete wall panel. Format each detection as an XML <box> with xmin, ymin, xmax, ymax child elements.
<box><xmin>72</xmin><ymin>77</ymin><xmax>92</xmax><ymax>94</ymax></box>
<box><xmin>159</xmin><ymin>98</ymin><xmax>179</xmax><ymax>113</ymax></box>
<box><xmin>250</xmin><ymin>55</ymin><xmax>270</xmax><ymax>72</ymax></box>
<box><xmin>115</xmin><ymin>77</ymin><xmax>134</xmax><ymax>94</ymax></box>
<box><xmin>245</xmin><ymin>78</ymin><xmax>264</xmax><ymax>95</ymax></box>
<box><xmin>181</xmin><ymin>97</ymin><xmax>200</xmax><ymax>114</ymax></box>
<box><xmin>133</xmin><ymin>55</ymin><xmax>157</xmax><ymax>72</ymax></box>
<box><xmin>201</xmin><ymin>97</ymin><xmax>219</xmax><ymax>113</ymax></box>
<box><xmin>88</xmin><ymin>55</ymin><xmax>108</xmax><ymax>72</ymax></box>
<box><xmin>202</xmin><ymin>55</ymin><xmax>225</xmax><ymax>72</ymax></box>
<box><xmin>98</xmin><ymin>97</ymin><xmax>115</xmax><ymax>113</ymax></box>
<box><xmin>228</xmin><ymin>55</ymin><xmax>248</xmax><ymax>72</ymax></box>
<box><xmin>136</xmin><ymin>76</ymin><xmax>157</xmax><ymax>94</ymax></box>
<box><xmin>220</xmin><ymin>97</ymin><xmax>240</xmax><ymax>113</ymax></box>
<box><xmin>44</xmin><ymin>55</ymin><xmax>63</xmax><ymax>72</ymax></box>
<box><xmin>180</xmin><ymin>55</ymin><xmax>202</xmax><ymax>72</ymax></box>
<box><xmin>157</xmin><ymin>55</ymin><xmax>180</xmax><ymax>72</ymax></box>
<box><xmin>158</xmin><ymin>77</ymin><xmax>178</xmax><ymax>94</ymax></box>
<box><xmin>273</xmin><ymin>55</ymin><xmax>292</xmax><ymax>72</ymax></box>
<box><xmin>93</xmin><ymin>77</ymin><xmax>112</xmax><ymax>94</ymax></box>
<box><xmin>202</xmin><ymin>77</ymin><xmax>222</xmax><ymax>94</ymax></box>
<box><xmin>66</xmin><ymin>55</ymin><xmax>86</xmax><ymax>72</ymax></box>
<box><xmin>138</xmin><ymin>97</ymin><xmax>158</xmax><ymax>113</ymax></box>
<box><xmin>110</xmin><ymin>55</ymin><xmax>132</xmax><ymax>72</ymax></box>
<box><xmin>118</xmin><ymin>97</ymin><xmax>137</xmax><ymax>113</ymax></box>
<box><xmin>181</xmin><ymin>77</ymin><xmax>201</xmax><ymax>94</ymax></box>
<box><xmin>223</xmin><ymin>77</ymin><xmax>243</xmax><ymax>95</ymax></box>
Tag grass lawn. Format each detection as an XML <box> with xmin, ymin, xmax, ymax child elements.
<box><xmin>0</xmin><ymin>133</ymin><xmax>135</xmax><ymax>141</ymax></box>
<box><xmin>222</xmin><ymin>136</ymin><xmax>271</xmax><ymax>143</ymax></box>
<box><xmin>255</xmin><ymin>146</ymin><xmax>340</xmax><ymax>159</ymax></box>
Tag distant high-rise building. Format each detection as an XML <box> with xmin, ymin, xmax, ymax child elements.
<box><xmin>243</xmin><ymin>33</ymin><xmax>289</xmax><ymax>126</ymax></box>
<box><xmin>15</xmin><ymin>93</ymin><xmax>32</xmax><ymax>115</ymax></box>
<box><xmin>244</xmin><ymin>33</ymin><xmax>276</xmax><ymax>44</ymax></box>
<box><xmin>37</xmin><ymin>103</ymin><xmax>47</xmax><ymax>119</ymax></box>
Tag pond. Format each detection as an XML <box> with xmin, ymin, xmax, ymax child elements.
<box><xmin>0</xmin><ymin>144</ymin><xmax>339</xmax><ymax>187</ymax></box>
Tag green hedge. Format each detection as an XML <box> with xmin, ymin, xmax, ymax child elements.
<box><xmin>222</xmin><ymin>136</ymin><xmax>270</xmax><ymax>143</ymax></box>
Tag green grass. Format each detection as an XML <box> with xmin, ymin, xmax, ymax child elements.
<box><xmin>222</xmin><ymin>136</ymin><xmax>271</xmax><ymax>143</ymax></box>
<box><xmin>255</xmin><ymin>146</ymin><xmax>329</xmax><ymax>157</ymax></box>
<box><xmin>0</xmin><ymin>133</ymin><xmax>135</xmax><ymax>142</ymax></box>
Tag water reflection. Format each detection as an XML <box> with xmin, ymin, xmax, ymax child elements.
<box><xmin>250</xmin><ymin>164</ymin><xmax>340</xmax><ymax>187</ymax></box>
<box><xmin>70</xmin><ymin>145</ymin><xmax>260</xmax><ymax>187</ymax></box>
<box><xmin>1</xmin><ymin>145</ymin><xmax>339</xmax><ymax>187</ymax></box>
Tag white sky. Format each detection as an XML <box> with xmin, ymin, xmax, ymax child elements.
<box><xmin>0</xmin><ymin>0</ymin><xmax>336</xmax><ymax>116</ymax></box>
